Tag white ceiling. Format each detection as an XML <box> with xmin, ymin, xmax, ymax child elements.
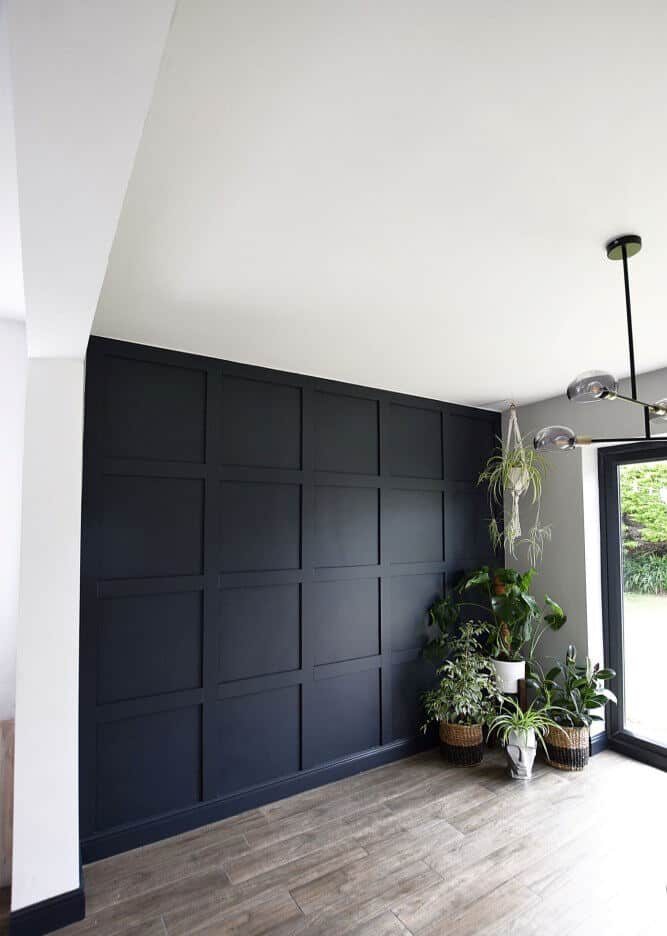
<box><xmin>0</xmin><ymin>0</ymin><xmax>24</xmax><ymax>322</ymax></box>
<box><xmin>8</xmin><ymin>0</ymin><xmax>175</xmax><ymax>357</ymax></box>
<box><xmin>85</xmin><ymin>1</ymin><xmax>667</xmax><ymax>406</ymax></box>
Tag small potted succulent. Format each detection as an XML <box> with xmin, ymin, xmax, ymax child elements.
<box><xmin>421</xmin><ymin>621</ymin><xmax>499</xmax><ymax>766</ymax></box>
<box><xmin>487</xmin><ymin>697</ymin><xmax>564</xmax><ymax>780</ymax></box>
<box><xmin>457</xmin><ymin>567</ymin><xmax>566</xmax><ymax>694</ymax></box>
<box><xmin>527</xmin><ymin>644</ymin><xmax>616</xmax><ymax>771</ymax></box>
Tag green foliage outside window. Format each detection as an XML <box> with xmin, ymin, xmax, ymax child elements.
<box><xmin>620</xmin><ymin>462</ymin><xmax>667</xmax><ymax>594</ymax></box>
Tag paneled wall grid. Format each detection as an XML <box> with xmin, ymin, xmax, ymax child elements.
<box><xmin>80</xmin><ymin>337</ymin><xmax>498</xmax><ymax>860</ymax></box>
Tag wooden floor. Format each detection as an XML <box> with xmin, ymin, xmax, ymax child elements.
<box><xmin>2</xmin><ymin>748</ymin><xmax>666</xmax><ymax>935</ymax></box>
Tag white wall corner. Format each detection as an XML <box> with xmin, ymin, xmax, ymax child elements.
<box><xmin>0</xmin><ymin>319</ymin><xmax>26</xmax><ymax>887</ymax></box>
<box><xmin>11</xmin><ymin>358</ymin><xmax>85</xmax><ymax>910</ymax></box>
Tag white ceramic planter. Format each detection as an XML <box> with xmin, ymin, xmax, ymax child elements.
<box><xmin>491</xmin><ymin>658</ymin><xmax>526</xmax><ymax>694</ymax></box>
<box><xmin>505</xmin><ymin>727</ymin><xmax>537</xmax><ymax>780</ymax></box>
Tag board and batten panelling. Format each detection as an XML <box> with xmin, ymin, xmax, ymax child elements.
<box><xmin>80</xmin><ymin>337</ymin><xmax>499</xmax><ymax>860</ymax></box>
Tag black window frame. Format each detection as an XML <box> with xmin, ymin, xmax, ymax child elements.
<box><xmin>599</xmin><ymin>440</ymin><xmax>667</xmax><ymax>771</ymax></box>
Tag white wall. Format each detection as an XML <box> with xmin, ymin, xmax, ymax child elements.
<box><xmin>0</xmin><ymin>320</ymin><xmax>25</xmax><ymax>887</ymax></box>
<box><xmin>505</xmin><ymin>366</ymin><xmax>667</xmax><ymax>729</ymax></box>
<box><xmin>11</xmin><ymin>359</ymin><xmax>85</xmax><ymax>910</ymax></box>
<box><xmin>0</xmin><ymin>320</ymin><xmax>26</xmax><ymax>720</ymax></box>
<box><xmin>5</xmin><ymin>0</ymin><xmax>178</xmax><ymax>912</ymax></box>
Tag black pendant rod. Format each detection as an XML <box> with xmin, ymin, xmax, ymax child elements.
<box><xmin>621</xmin><ymin>243</ymin><xmax>651</xmax><ymax>439</ymax></box>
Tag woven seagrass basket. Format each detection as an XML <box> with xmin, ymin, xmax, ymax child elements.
<box><xmin>545</xmin><ymin>725</ymin><xmax>590</xmax><ymax>771</ymax></box>
<box><xmin>439</xmin><ymin>721</ymin><xmax>485</xmax><ymax>766</ymax></box>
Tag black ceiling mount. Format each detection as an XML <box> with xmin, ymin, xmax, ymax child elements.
<box><xmin>606</xmin><ymin>233</ymin><xmax>642</xmax><ymax>261</ymax></box>
<box><xmin>534</xmin><ymin>232</ymin><xmax>667</xmax><ymax>451</ymax></box>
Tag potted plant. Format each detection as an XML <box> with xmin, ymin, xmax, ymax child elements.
<box><xmin>478</xmin><ymin>404</ymin><xmax>551</xmax><ymax>564</ymax></box>
<box><xmin>527</xmin><ymin>644</ymin><xmax>616</xmax><ymax>771</ymax></box>
<box><xmin>421</xmin><ymin>621</ymin><xmax>499</xmax><ymax>766</ymax></box>
<box><xmin>488</xmin><ymin>697</ymin><xmax>564</xmax><ymax>780</ymax></box>
<box><xmin>458</xmin><ymin>566</ymin><xmax>566</xmax><ymax>693</ymax></box>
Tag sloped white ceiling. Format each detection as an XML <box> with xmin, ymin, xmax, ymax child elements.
<box><xmin>9</xmin><ymin>0</ymin><xmax>176</xmax><ymax>356</ymax></box>
<box><xmin>94</xmin><ymin>1</ymin><xmax>667</xmax><ymax>406</ymax></box>
<box><xmin>0</xmin><ymin>0</ymin><xmax>23</xmax><ymax>322</ymax></box>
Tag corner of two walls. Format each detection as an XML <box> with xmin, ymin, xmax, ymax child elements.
<box><xmin>501</xmin><ymin>366</ymin><xmax>667</xmax><ymax>737</ymax></box>
<box><xmin>0</xmin><ymin>319</ymin><xmax>28</xmax><ymax>887</ymax></box>
<box><xmin>500</xmin><ymin>403</ymin><xmax>604</xmax><ymax>735</ymax></box>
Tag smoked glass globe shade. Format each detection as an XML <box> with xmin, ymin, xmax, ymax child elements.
<box><xmin>566</xmin><ymin>370</ymin><xmax>618</xmax><ymax>402</ymax></box>
<box><xmin>533</xmin><ymin>426</ymin><xmax>577</xmax><ymax>451</ymax></box>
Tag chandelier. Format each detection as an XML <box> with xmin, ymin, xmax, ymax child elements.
<box><xmin>534</xmin><ymin>234</ymin><xmax>667</xmax><ymax>451</ymax></box>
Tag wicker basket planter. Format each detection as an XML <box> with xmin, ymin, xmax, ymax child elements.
<box><xmin>545</xmin><ymin>725</ymin><xmax>590</xmax><ymax>771</ymax></box>
<box><xmin>439</xmin><ymin>721</ymin><xmax>485</xmax><ymax>766</ymax></box>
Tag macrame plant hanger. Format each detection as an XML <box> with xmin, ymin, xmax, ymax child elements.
<box><xmin>505</xmin><ymin>403</ymin><xmax>530</xmax><ymax>554</ymax></box>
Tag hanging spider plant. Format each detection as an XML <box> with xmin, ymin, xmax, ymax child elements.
<box><xmin>478</xmin><ymin>405</ymin><xmax>551</xmax><ymax>565</ymax></box>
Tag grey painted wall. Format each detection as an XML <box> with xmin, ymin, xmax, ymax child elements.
<box><xmin>503</xmin><ymin>366</ymin><xmax>667</xmax><ymax>728</ymax></box>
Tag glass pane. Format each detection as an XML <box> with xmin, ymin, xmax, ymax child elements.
<box><xmin>619</xmin><ymin>460</ymin><xmax>667</xmax><ymax>747</ymax></box>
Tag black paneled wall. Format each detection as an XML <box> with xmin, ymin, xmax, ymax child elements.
<box><xmin>80</xmin><ymin>338</ymin><xmax>498</xmax><ymax>860</ymax></box>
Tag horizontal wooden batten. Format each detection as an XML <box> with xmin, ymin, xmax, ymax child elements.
<box><xmin>97</xmin><ymin>575</ymin><xmax>205</xmax><ymax>598</ymax></box>
<box><xmin>96</xmin><ymin>689</ymin><xmax>204</xmax><ymax>723</ymax></box>
<box><xmin>216</xmin><ymin>669</ymin><xmax>304</xmax><ymax>699</ymax></box>
<box><xmin>217</xmin><ymin>569</ymin><xmax>304</xmax><ymax>589</ymax></box>
<box><xmin>218</xmin><ymin>465</ymin><xmax>304</xmax><ymax>484</ymax></box>
<box><xmin>313</xmin><ymin>654</ymin><xmax>382</xmax><ymax>681</ymax></box>
<box><xmin>103</xmin><ymin>458</ymin><xmax>207</xmax><ymax>478</ymax></box>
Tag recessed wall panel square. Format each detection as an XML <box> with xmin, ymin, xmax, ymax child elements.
<box><xmin>445</xmin><ymin>489</ymin><xmax>489</xmax><ymax>560</ymax></box>
<box><xmin>98</xmin><ymin>592</ymin><xmax>202</xmax><ymax>703</ymax></box>
<box><xmin>386</xmin><ymin>404</ymin><xmax>442</xmax><ymax>479</ymax></box>
<box><xmin>315</xmin><ymin>392</ymin><xmax>378</xmax><ymax>475</ymax></box>
<box><xmin>219</xmin><ymin>481</ymin><xmax>301</xmax><ymax>572</ymax></box>
<box><xmin>220</xmin><ymin>376</ymin><xmax>301</xmax><ymax>469</ymax></box>
<box><xmin>101</xmin><ymin>476</ymin><xmax>204</xmax><ymax>579</ymax></box>
<box><xmin>312</xmin><ymin>579</ymin><xmax>380</xmax><ymax>665</ymax></box>
<box><xmin>308</xmin><ymin>670</ymin><xmax>380</xmax><ymax>765</ymax></box>
<box><xmin>219</xmin><ymin>584</ymin><xmax>300</xmax><ymax>682</ymax></box>
<box><xmin>391</xmin><ymin>660</ymin><xmax>435</xmax><ymax>741</ymax></box>
<box><xmin>444</xmin><ymin>414</ymin><xmax>496</xmax><ymax>482</ymax></box>
<box><xmin>215</xmin><ymin>686</ymin><xmax>300</xmax><ymax>794</ymax></box>
<box><xmin>104</xmin><ymin>356</ymin><xmax>206</xmax><ymax>463</ymax></box>
<box><xmin>387</xmin><ymin>489</ymin><xmax>443</xmax><ymax>564</ymax></box>
<box><xmin>314</xmin><ymin>486</ymin><xmax>379</xmax><ymax>567</ymax></box>
<box><xmin>390</xmin><ymin>573</ymin><xmax>443</xmax><ymax>652</ymax></box>
<box><xmin>97</xmin><ymin>707</ymin><xmax>201</xmax><ymax>829</ymax></box>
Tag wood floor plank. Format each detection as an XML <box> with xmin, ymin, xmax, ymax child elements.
<box><xmin>290</xmin><ymin>853</ymin><xmax>440</xmax><ymax>917</ymax></box>
<box><xmin>258</xmin><ymin>752</ymin><xmax>444</xmax><ymax>825</ymax></box>
<box><xmin>226</xmin><ymin>842</ymin><xmax>370</xmax><ymax>901</ymax></box>
<box><xmin>59</xmin><ymin>867</ymin><xmax>231</xmax><ymax>936</ymax></box>
<box><xmin>84</xmin><ymin>830</ymin><xmax>248</xmax><ymax>913</ymax></box>
<box><xmin>53</xmin><ymin>746</ymin><xmax>664</xmax><ymax>936</ymax></box>
<box><xmin>417</xmin><ymin>880</ymin><xmax>539</xmax><ymax>936</ymax></box>
<box><xmin>344</xmin><ymin>911</ymin><xmax>412</xmax><ymax>936</ymax></box>
<box><xmin>163</xmin><ymin>884</ymin><xmax>302</xmax><ymax>936</ymax></box>
<box><xmin>286</xmin><ymin>893</ymin><xmax>409</xmax><ymax>936</ymax></box>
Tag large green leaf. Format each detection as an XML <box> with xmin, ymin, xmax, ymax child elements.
<box><xmin>459</xmin><ymin>568</ymin><xmax>491</xmax><ymax>592</ymax></box>
<box><xmin>595</xmin><ymin>668</ymin><xmax>616</xmax><ymax>681</ymax></box>
<box><xmin>543</xmin><ymin>595</ymin><xmax>567</xmax><ymax>629</ymax></box>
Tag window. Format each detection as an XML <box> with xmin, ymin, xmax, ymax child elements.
<box><xmin>600</xmin><ymin>442</ymin><xmax>667</xmax><ymax>770</ymax></box>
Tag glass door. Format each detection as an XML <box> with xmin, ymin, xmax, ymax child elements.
<box><xmin>600</xmin><ymin>443</ymin><xmax>667</xmax><ymax>770</ymax></box>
